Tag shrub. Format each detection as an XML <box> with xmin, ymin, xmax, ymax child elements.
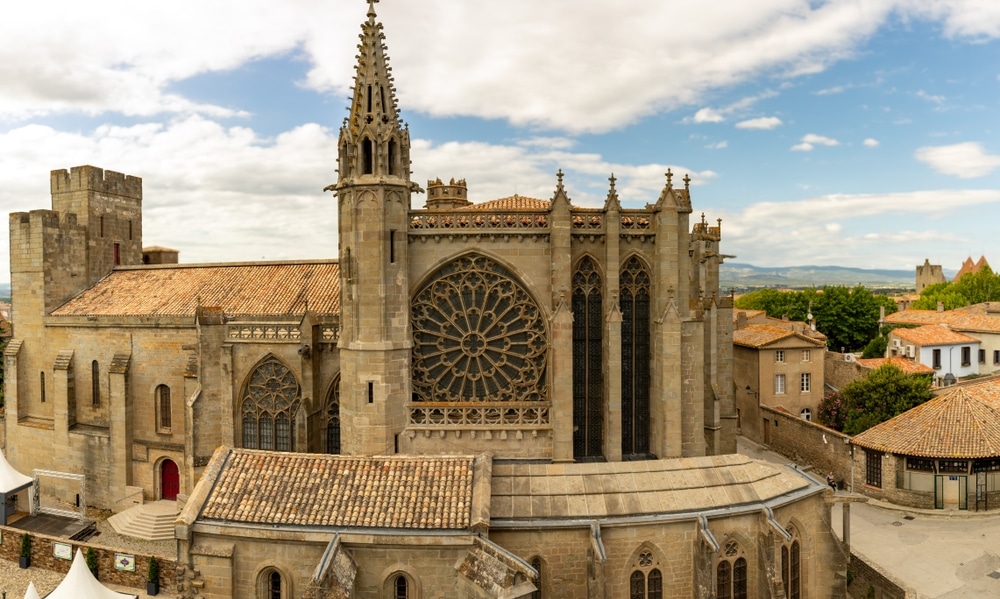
<box><xmin>148</xmin><ymin>556</ymin><xmax>160</xmax><ymax>583</ymax></box>
<box><xmin>19</xmin><ymin>533</ymin><xmax>31</xmax><ymax>558</ymax></box>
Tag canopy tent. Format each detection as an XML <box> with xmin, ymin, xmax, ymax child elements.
<box><xmin>0</xmin><ymin>449</ymin><xmax>33</xmax><ymax>525</ymax></box>
<box><xmin>43</xmin><ymin>549</ymin><xmax>137</xmax><ymax>599</ymax></box>
<box><xmin>23</xmin><ymin>582</ymin><xmax>41</xmax><ymax>599</ymax></box>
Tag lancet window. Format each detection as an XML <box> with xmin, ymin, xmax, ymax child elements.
<box><xmin>621</xmin><ymin>256</ymin><xmax>651</xmax><ymax>457</ymax></box>
<box><xmin>411</xmin><ymin>254</ymin><xmax>547</xmax><ymax>404</ymax></box>
<box><xmin>239</xmin><ymin>358</ymin><xmax>300</xmax><ymax>452</ymax></box>
<box><xmin>629</xmin><ymin>549</ymin><xmax>663</xmax><ymax>599</ymax></box>
<box><xmin>717</xmin><ymin>540</ymin><xmax>748</xmax><ymax>599</ymax></box>
<box><xmin>324</xmin><ymin>376</ymin><xmax>341</xmax><ymax>454</ymax></box>
<box><xmin>781</xmin><ymin>528</ymin><xmax>801</xmax><ymax>599</ymax></box>
<box><xmin>572</xmin><ymin>257</ymin><xmax>603</xmax><ymax>459</ymax></box>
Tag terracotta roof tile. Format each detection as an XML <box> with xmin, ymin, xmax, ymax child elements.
<box><xmin>200</xmin><ymin>450</ymin><xmax>476</xmax><ymax>529</ymax></box>
<box><xmin>852</xmin><ymin>378</ymin><xmax>1000</xmax><ymax>458</ymax></box>
<box><xmin>855</xmin><ymin>356</ymin><xmax>935</xmax><ymax>375</ymax></box>
<box><xmin>951</xmin><ymin>313</ymin><xmax>1000</xmax><ymax>334</ymax></box>
<box><xmin>884</xmin><ymin>310</ymin><xmax>958</xmax><ymax>326</ymax></box>
<box><xmin>457</xmin><ymin>195</ymin><xmax>550</xmax><ymax>212</ymax></box>
<box><xmin>892</xmin><ymin>325</ymin><xmax>979</xmax><ymax>346</ymax></box>
<box><xmin>732</xmin><ymin>324</ymin><xmax>825</xmax><ymax>349</ymax></box>
<box><xmin>51</xmin><ymin>261</ymin><xmax>340</xmax><ymax>317</ymax></box>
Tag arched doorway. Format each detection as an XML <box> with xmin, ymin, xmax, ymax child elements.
<box><xmin>161</xmin><ymin>459</ymin><xmax>179</xmax><ymax>501</ymax></box>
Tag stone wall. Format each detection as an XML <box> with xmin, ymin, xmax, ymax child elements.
<box><xmin>0</xmin><ymin>524</ymin><xmax>175</xmax><ymax>592</ymax></box>
<box><xmin>848</xmin><ymin>550</ymin><xmax>912</xmax><ymax>599</ymax></box>
<box><xmin>760</xmin><ymin>405</ymin><xmax>853</xmax><ymax>484</ymax></box>
<box><xmin>825</xmin><ymin>352</ymin><xmax>865</xmax><ymax>391</ymax></box>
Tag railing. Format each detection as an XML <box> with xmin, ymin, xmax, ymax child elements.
<box><xmin>409</xmin><ymin>402</ymin><xmax>550</xmax><ymax>427</ymax></box>
<box><xmin>410</xmin><ymin>211</ymin><xmax>549</xmax><ymax>232</ymax></box>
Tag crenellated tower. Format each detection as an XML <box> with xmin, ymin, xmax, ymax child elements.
<box><xmin>331</xmin><ymin>0</ymin><xmax>419</xmax><ymax>455</ymax></box>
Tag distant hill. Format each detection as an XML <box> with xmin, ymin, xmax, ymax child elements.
<box><xmin>719</xmin><ymin>263</ymin><xmax>943</xmax><ymax>290</ymax></box>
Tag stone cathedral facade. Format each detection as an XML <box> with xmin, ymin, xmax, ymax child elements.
<box><xmin>5</xmin><ymin>4</ymin><xmax>845</xmax><ymax>598</ymax></box>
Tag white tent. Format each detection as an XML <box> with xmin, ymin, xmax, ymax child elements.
<box><xmin>0</xmin><ymin>449</ymin><xmax>33</xmax><ymax>525</ymax></box>
<box><xmin>44</xmin><ymin>549</ymin><xmax>137</xmax><ymax>599</ymax></box>
<box><xmin>23</xmin><ymin>582</ymin><xmax>41</xmax><ymax>599</ymax></box>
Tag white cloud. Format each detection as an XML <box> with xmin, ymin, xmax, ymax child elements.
<box><xmin>706</xmin><ymin>141</ymin><xmax>729</xmax><ymax>149</ymax></box>
<box><xmin>735</xmin><ymin>117</ymin><xmax>783</xmax><ymax>130</ymax></box>
<box><xmin>915</xmin><ymin>142</ymin><xmax>1000</xmax><ymax>178</ymax></box>
<box><xmin>691</xmin><ymin>108</ymin><xmax>725</xmax><ymax>123</ymax></box>
<box><xmin>791</xmin><ymin>142</ymin><xmax>814</xmax><ymax>152</ymax></box>
<box><xmin>792</xmin><ymin>133</ymin><xmax>839</xmax><ymax>151</ymax></box>
<box><xmin>863</xmin><ymin>138</ymin><xmax>879</xmax><ymax>147</ymax></box>
<box><xmin>916</xmin><ymin>90</ymin><xmax>946</xmax><ymax>104</ymax></box>
<box><xmin>814</xmin><ymin>85</ymin><xmax>850</xmax><ymax>95</ymax></box>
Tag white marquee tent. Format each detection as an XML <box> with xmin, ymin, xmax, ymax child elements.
<box><xmin>38</xmin><ymin>549</ymin><xmax>137</xmax><ymax>599</ymax></box>
<box><xmin>0</xmin><ymin>448</ymin><xmax>33</xmax><ymax>525</ymax></box>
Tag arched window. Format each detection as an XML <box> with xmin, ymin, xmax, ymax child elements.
<box><xmin>394</xmin><ymin>575</ymin><xmax>408</xmax><ymax>599</ymax></box>
<box><xmin>411</xmin><ymin>254</ymin><xmax>547</xmax><ymax>404</ymax></box>
<box><xmin>92</xmin><ymin>360</ymin><xmax>100</xmax><ymax>407</ymax></box>
<box><xmin>781</xmin><ymin>529</ymin><xmax>801</xmax><ymax>599</ymax></box>
<box><xmin>629</xmin><ymin>549</ymin><xmax>662</xmax><ymax>599</ymax></box>
<box><xmin>240</xmin><ymin>359</ymin><xmax>300</xmax><ymax>452</ymax></box>
<box><xmin>800</xmin><ymin>408</ymin><xmax>811</xmax><ymax>421</ymax></box>
<box><xmin>325</xmin><ymin>377</ymin><xmax>341</xmax><ymax>454</ymax></box>
<box><xmin>388</xmin><ymin>138</ymin><xmax>398</xmax><ymax>175</ymax></box>
<box><xmin>718</xmin><ymin>540</ymin><xmax>748</xmax><ymax>599</ymax></box>
<box><xmin>620</xmin><ymin>256</ymin><xmax>651</xmax><ymax>458</ymax></box>
<box><xmin>362</xmin><ymin>138</ymin><xmax>373</xmax><ymax>175</ymax></box>
<box><xmin>156</xmin><ymin>384</ymin><xmax>171</xmax><ymax>431</ymax></box>
<box><xmin>572</xmin><ymin>257</ymin><xmax>603</xmax><ymax>459</ymax></box>
<box><xmin>258</xmin><ymin>568</ymin><xmax>285</xmax><ymax>599</ymax></box>
<box><xmin>530</xmin><ymin>557</ymin><xmax>542</xmax><ymax>598</ymax></box>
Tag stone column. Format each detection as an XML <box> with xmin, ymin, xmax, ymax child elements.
<box><xmin>109</xmin><ymin>352</ymin><xmax>133</xmax><ymax>502</ymax></box>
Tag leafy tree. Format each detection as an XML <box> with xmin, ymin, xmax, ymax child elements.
<box><xmin>840</xmin><ymin>364</ymin><xmax>933</xmax><ymax>435</ymax></box>
<box><xmin>735</xmin><ymin>285</ymin><xmax>897</xmax><ymax>352</ymax></box>
<box><xmin>817</xmin><ymin>391</ymin><xmax>847</xmax><ymax>431</ymax></box>
<box><xmin>860</xmin><ymin>336</ymin><xmax>887</xmax><ymax>359</ymax></box>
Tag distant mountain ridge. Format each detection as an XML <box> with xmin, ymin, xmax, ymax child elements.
<box><xmin>719</xmin><ymin>262</ymin><xmax>955</xmax><ymax>289</ymax></box>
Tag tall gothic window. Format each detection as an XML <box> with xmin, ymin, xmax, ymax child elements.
<box><xmin>718</xmin><ymin>540</ymin><xmax>748</xmax><ymax>599</ymax></box>
<box><xmin>156</xmin><ymin>384</ymin><xmax>171</xmax><ymax>431</ymax></box>
<box><xmin>91</xmin><ymin>360</ymin><xmax>100</xmax><ymax>407</ymax></box>
<box><xmin>629</xmin><ymin>549</ymin><xmax>662</xmax><ymax>599</ymax></box>
<box><xmin>325</xmin><ymin>377</ymin><xmax>341</xmax><ymax>454</ymax></box>
<box><xmin>620</xmin><ymin>256</ymin><xmax>651</xmax><ymax>458</ymax></box>
<box><xmin>572</xmin><ymin>257</ymin><xmax>603</xmax><ymax>459</ymax></box>
<box><xmin>781</xmin><ymin>530</ymin><xmax>801</xmax><ymax>599</ymax></box>
<box><xmin>240</xmin><ymin>359</ymin><xmax>300</xmax><ymax>452</ymax></box>
<box><xmin>411</xmin><ymin>254</ymin><xmax>547</xmax><ymax>403</ymax></box>
<box><xmin>530</xmin><ymin>557</ymin><xmax>542</xmax><ymax>599</ymax></box>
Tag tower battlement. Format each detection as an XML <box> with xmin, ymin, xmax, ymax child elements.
<box><xmin>426</xmin><ymin>177</ymin><xmax>470</xmax><ymax>209</ymax></box>
<box><xmin>51</xmin><ymin>165</ymin><xmax>142</xmax><ymax>200</ymax></box>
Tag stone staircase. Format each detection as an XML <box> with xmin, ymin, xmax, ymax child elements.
<box><xmin>107</xmin><ymin>500</ymin><xmax>179</xmax><ymax>542</ymax></box>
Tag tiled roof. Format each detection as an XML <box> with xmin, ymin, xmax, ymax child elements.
<box><xmin>852</xmin><ymin>378</ymin><xmax>1000</xmax><ymax>458</ymax></box>
<box><xmin>884</xmin><ymin>310</ymin><xmax>957</xmax><ymax>326</ymax></box>
<box><xmin>457</xmin><ymin>195</ymin><xmax>550</xmax><ymax>212</ymax></box>
<box><xmin>490</xmin><ymin>454</ymin><xmax>811</xmax><ymax>521</ymax></box>
<box><xmin>732</xmin><ymin>324</ymin><xmax>825</xmax><ymax>349</ymax></box>
<box><xmin>951</xmin><ymin>313</ymin><xmax>1000</xmax><ymax>334</ymax></box>
<box><xmin>855</xmin><ymin>356</ymin><xmax>935</xmax><ymax>375</ymax></box>
<box><xmin>892</xmin><ymin>325</ymin><xmax>979</xmax><ymax>346</ymax></box>
<box><xmin>199</xmin><ymin>450</ymin><xmax>476</xmax><ymax>529</ymax></box>
<box><xmin>732</xmin><ymin>309</ymin><xmax>766</xmax><ymax>324</ymax></box>
<box><xmin>51</xmin><ymin>261</ymin><xmax>340</xmax><ymax>317</ymax></box>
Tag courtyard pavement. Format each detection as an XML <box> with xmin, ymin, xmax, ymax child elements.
<box><xmin>739</xmin><ymin>437</ymin><xmax>1000</xmax><ymax>599</ymax></box>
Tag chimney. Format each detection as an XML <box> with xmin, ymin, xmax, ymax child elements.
<box><xmin>937</xmin><ymin>301</ymin><xmax>944</xmax><ymax>313</ymax></box>
<box><xmin>736</xmin><ymin>311</ymin><xmax>747</xmax><ymax>330</ymax></box>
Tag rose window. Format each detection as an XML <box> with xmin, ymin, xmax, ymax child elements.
<box><xmin>412</xmin><ymin>254</ymin><xmax>547</xmax><ymax>403</ymax></box>
<box><xmin>240</xmin><ymin>359</ymin><xmax>300</xmax><ymax>451</ymax></box>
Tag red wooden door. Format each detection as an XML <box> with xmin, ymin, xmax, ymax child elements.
<box><xmin>161</xmin><ymin>460</ymin><xmax>179</xmax><ymax>501</ymax></box>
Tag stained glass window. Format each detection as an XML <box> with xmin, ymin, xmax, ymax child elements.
<box><xmin>621</xmin><ymin>256</ymin><xmax>650</xmax><ymax>457</ymax></box>
<box><xmin>573</xmin><ymin>257</ymin><xmax>603</xmax><ymax>459</ymax></box>
<box><xmin>240</xmin><ymin>359</ymin><xmax>300</xmax><ymax>452</ymax></box>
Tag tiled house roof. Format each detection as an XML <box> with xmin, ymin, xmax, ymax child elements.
<box><xmin>855</xmin><ymin>356</ymin><xmax>934</xmax><ymax>375</ymax></box>
<box><xmin>884</xmin><ymin>310</ymin><xmax>957</xmax><ymax>326</ymax></box>
<box><xmin>951</xmin><ymin>313</ymin><xmax>1000</xmax><ymax>334</ymax></box>
<box><xmin>458</xmin><ymin>195</ymin><xmax>550</xmax><ymax>211</ymax></box>
<box><xmin>852</xmin><ymin>378</ymin><xmax>1000</xmax><ymax>458</ymax></box>
<box><xmin>51</xmin><ymin>261</ymin><xmax>340</xmax><ymax>317</ymax></box>
<box><xmin>199</xmin><ymin>450</ymin><xmax>477</xmax><ymax>529</ymax></box>
<box><xmin>490</xmin><ymin>454</ymin><xmax>810</xmax><ymax>521</ymax></box>
<box><xmin>732</xmin><ymin>324</ymin><xmax>825</xmax><ymax>349</ymax></box>
<box><xmin>892</xmin><ymin>325</ymin><xmax>979</xmax><ymax>347</ymax></box>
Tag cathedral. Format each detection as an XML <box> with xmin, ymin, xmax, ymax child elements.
<box><xmin>5</xmin><ymin>3</ymin><xmax>844</xmax><ymax>598</ymax></box>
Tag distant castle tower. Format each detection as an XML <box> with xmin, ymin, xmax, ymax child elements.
<box><xmin>915</xmin><ymin>258</ymin><xmax>945</xmax><ymax>293</ymax></box>
<box><xmin>953</xmin><ymin>255</ymin><xmax>990</xmax><ymax>282</ymax></box>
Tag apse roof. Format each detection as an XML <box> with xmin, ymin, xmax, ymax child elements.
<box><xmin>51</xmin><ymin>260</ymin><xmax>340</xmax><ymax>317</ymax></box>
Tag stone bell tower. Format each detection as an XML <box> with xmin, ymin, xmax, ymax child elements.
<box><xmin>330</xmin><ymin>0</ymin><xmax>419</xmax><ymax>455</ymax></box>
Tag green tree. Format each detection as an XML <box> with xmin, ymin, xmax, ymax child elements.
<box><xmin>860</xmin><ymin>336</ymin><xmax>887</xmax><ymax>359</ymax></box>
<box><xmin>911</xmin><ymin>266</ymin><xmax>1000</xmax><ymax>309</ymax></box>
<box><xmin>841</xmin><ymin>364</ymin><xmax>933</xmax><ymax>435</ymax></box>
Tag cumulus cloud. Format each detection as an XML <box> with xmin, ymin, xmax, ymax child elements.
<box><xmin>863</xmin><ymin>138</ymin><xmax>879</xmax><ymax>147</ymax></box>
<box><xmin>791</xmin><ymin>133</ymin><xmax>840</xmax><ymax>151</ymax></box>
<box><xmin>915</xmin><ymin>142</ymin><xmax>1000</xmax><ymax>178</ymax></box>
<box><xmin>691</xmin><ymin>108</ymin><xmax>725</xmax><ymax>123</ymax></box>
<box><xmin>735</xmin><ymin>117</ymin><xmax>783</xmax><ymax>130</ymax></box>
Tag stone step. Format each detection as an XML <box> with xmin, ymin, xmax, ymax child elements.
<box><xmin>107</xmin><ymin>500</ymin><xmax>179</xmax><ymax>542</ymax></box>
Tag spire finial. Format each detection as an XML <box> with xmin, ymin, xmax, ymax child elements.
<box><xmin>665</xmin><ymin>168</ymin><xmax>673</xmax><ymax>188</ymax></box>
<box><xmin>684</xmin><ymin>173</ymin><xmax>691</xmax><ymax>190</ymax></box>
<box><xmin>367</xmin><ymin>0</ymin><xmax>379</xmax><ymax>20</ymax></box>
<box><xmin>608</xmin><ymin>173</ymin><xmax>617</xmax><ymax>193</ymax></box>
<box><xmin>556</xmin><ymin>169</ymin><xmax>564</xmax><ymax>190</ymax></box>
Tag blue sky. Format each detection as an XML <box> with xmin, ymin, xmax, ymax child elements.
<box><xmin>1</xmin><ymin>0</ymin><xmax>999</xmax><ymax>280</ymax></box>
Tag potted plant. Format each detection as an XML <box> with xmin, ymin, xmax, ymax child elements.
<box><xmin>147</xmin><ymin>556</ymin><xmax>160</xmax><ymax>596</ymax></box>
<box><xmin>85</xmin><ymin>547</ymin><xmax>99</xmax><ymax>580</ymax></box>
<box><xmin>18</xmin><ymin>533</ymin><xmax>31</xmax><ymax>568</ymax></box>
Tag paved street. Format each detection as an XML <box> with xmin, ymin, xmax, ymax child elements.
<box><xmin>739</xmin><ymin>437</ymin><xmax>1000</xmax><ymax>599</ymax></box>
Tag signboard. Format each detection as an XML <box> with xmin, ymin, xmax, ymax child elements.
<box><xmin>115</xmin><ymin>553</ymin><xmax>136</xmax><ymax>572</ymax></box>
<box><xmin>53</xmin><ymin>542</ymin><xmax>72</xmax><ymax>560</ymax></box>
